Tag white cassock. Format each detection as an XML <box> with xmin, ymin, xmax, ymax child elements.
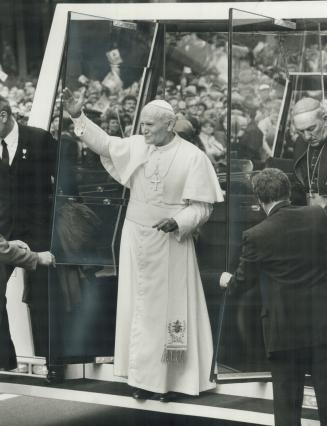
<box><xmin>73</xmin><ymin>113</ymin><xmax>224</xmax><ymax>395</ymax></box>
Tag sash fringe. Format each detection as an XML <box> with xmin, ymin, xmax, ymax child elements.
<box><xmin>161</xmin><ymin>348</ymin><xmax>186</xmax><ymax>364</ymax></box>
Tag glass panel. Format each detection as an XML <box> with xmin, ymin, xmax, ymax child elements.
<box><xmin>51</xmin><ymin>196</ymin><xmax>123</xmax><ymax>267</ymax></box>
<box><xmin>219</xmin><ymin>8</ymin><xmax>311</xmax><ymax>377</ymax></box>
<box><xmin>49</xmin><ymin>12</ymin><xmax>156</xmax><ymax>364</ymax></box>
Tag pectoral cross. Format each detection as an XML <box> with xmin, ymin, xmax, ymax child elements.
<box><xmin>150</xmin><ymin>173</ymin><xmax>161</xmax><ymax>191</ymax></box>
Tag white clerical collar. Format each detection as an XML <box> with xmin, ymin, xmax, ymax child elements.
<box><xmin>149</xmin><ymin>134</ymin><xmax>179</xmax><ymax>152</ymax></box>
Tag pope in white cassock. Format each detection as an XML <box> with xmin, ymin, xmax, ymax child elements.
<box><xmin>63</xmin><ymin>89</ymin><xmax>224</xmax><ymax>401</ymax></box>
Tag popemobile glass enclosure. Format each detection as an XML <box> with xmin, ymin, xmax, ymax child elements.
<box><xmin>3</xmin><ymin>3</ymin><xmax>327</xmax><ymax>403</ymax></box>
<box><xmin>44</xmin><ymin>7</ymin><xmax>327</xmax><ymax>379</ymax></box>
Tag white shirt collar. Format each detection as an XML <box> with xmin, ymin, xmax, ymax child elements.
<box><xmin>267</xmin><ymin>200</ymin><xmax>289</xmax><ymax>216</ymax></box>
<box><xmin>2</xmin><ymin>120</ymin><xmax>19</xmax><ymax>165</ymax></box>
<box><xmin>4</xmin><ymin>119</ymin><xmax>19</xmax><ymax>148</ymax></box>
<box><xmin>267</xmin><ymin>204</ymin><xmax>275</xmax><ymax>215</ymax></box>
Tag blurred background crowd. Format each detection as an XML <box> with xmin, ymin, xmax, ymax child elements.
<box><xmin>1</xmin><ymin>1</ymin><xmax>327</xmax><ymax>173</ymax></box>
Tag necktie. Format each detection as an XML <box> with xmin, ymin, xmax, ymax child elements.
<box><xmin>1</xmin><ymin>140</ymin><xmax>9</xmax><ymax>166</ymax></box>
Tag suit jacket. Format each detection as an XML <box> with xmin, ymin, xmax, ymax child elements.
<box><xmin>11</xmin><ymin>124</ymin><xmax>57</xmax><ymax>250</ymax></box>
<box><xmin>8</xmin><ymin>124</ymin><xmax>56</xmax><ymax>308</ymax></box>
<box><xmin>0</xmin><ymin>235</ymin><xmax>38</xmax><ymax>270</ymax></box>
<box><xmin>0</xmin><ymin>235</ymin><xmax>38</xmax><ymax>312</ymax></box>
<box><xmin>0</xmin><ymin>124</ymin><xmax>56</xmax><ymax>360</ymax></box>
<box><xmin>228</xmin><ymin>201</ymin><xmax>327</xmax><ymax>355</ymax></box>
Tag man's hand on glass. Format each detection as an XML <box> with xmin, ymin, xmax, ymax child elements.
<box><xmin>62</xmin><ymin>87</ymin><xmax>85</xmax><ymax>118</ymax></box>
<box><xmin>153</xmin><ymin>218</ymin><xmax>178</xmax><ymax>233</ymax></box>
<box><xmin>220</xmin><ymin>272</ymin><xmax>232</xmax><ymax>289</ymax></box>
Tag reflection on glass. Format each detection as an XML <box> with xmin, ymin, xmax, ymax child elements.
<box><xmin>52</xmin><ymin>196</ymin><xmax>118</xmax><ymax>266</ymax></box>
<box><xmin>49</xmin><ymin>266</ymin><xmax>118</xmax><ymax>360</ymax></box>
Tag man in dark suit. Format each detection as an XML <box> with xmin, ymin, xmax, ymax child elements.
<box><xmin>0</xmin><ymin>234</ymin><xmax>54</xmax><ymax>370</ymax></box>
<box><xmin>0</xmin><ymin>95</ymin><xmax>57</xmax><ymax>374</ymax></box>
<box><xmin>220</xmin><ymin>168</ymin><xmax>327</xmax><ymax>426</ymax></box>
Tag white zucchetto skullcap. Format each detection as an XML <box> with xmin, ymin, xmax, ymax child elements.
<box><xmin>145</xmin><ymin>99</ymin><xmax>175</xmax><ymax>114</ymax></box>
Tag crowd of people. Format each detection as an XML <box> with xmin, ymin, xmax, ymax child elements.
<box><xmin>53</xmin><ymin>33</ymin><xmax>327</xmax><ymax>173</ymax></box>
<box><xmin>0</xmin><ymin>78</ymin><xmax>36</xmax><ymax>125</ymax></box>
<box><xmin>2</xmin><ymin>32</ymin><xmax>327</xmax><ymax>176</ymax></box>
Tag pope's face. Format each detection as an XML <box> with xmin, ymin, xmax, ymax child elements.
<box><xmin>293</xmin><ymin>109</ymin><xmax>327</xmax><ymax>148</ymax></box>
<box><xmin>140</xmin><ymin>107</ymin><xmax>173</xmax><ymax>146</ymax></box>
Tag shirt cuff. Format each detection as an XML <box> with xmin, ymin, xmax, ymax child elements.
<box><xmin>71</xmin><ymin>110</ymin><xmax>87</xmax><ymax>137</ymax></box>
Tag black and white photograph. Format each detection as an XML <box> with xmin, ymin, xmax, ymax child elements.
<box><xmin>0</xmin><ymin>1</ymin><xmax>326</xmax><ymax>425</ymax></box>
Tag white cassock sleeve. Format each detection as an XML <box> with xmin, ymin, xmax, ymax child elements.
<box><xmin>72</xmin><ymin>112</ymin><xmax>136</xmax><ymax>185</ymax></box>
<box><xmin>72</xmin><ymin>111</ymin><xmax>121</xmax><ymax>157</ymax></box>
<box><xmin>173</xmin><ymin>201</ymin><xmax>213</xmax><ymax>242</ymax></box>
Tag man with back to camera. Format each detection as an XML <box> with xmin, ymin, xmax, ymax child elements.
<box><xmin>63</xmin><ymin>88</ymin><xmax>224</xmax><ymax>401</ymax></box>
<box><xmin>0</xmin><ymin>95</ymin><xmax>58</xmax><ymax>379</ymax></box>
<box><xmin>220</xmin><ymin>168</ymin><xmax>327</xmax><ymax>425</ymax></box>
<box><xmin>292</xmin><ymin>97</ymin><xmax>327</xmax><ymax>206</ymax></box>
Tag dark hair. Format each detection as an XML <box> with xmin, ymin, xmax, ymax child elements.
<box><xmin>251</xmin><ymin>168</ymin><xmax>291</xmax><ymax>203</ymax></box>
<box><xmin>107</xmin><ymin>112</ymin><xmax>119</xmax><ymax>122</ymax></box>
<box><xmin>121</xmin><ymin>113</ymin><xmax>132</xmax><ymax>126</ymax></box>
<box><xmin>198</xmin><ymin>102</ymin><xmax>207</xmax><ymax>111</ymax></box>
<box><xmin>122</xmin><ymin>95</ymin><xmax>137</xmax><ymax>105</ymax></box>
<box><xmin>0</xmin><ymin>95</ymin><xmax>12</xmax><ymax>116</ymax></box>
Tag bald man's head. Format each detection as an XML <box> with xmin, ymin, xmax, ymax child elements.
<box><xmin>292</xmin><ymin>97</ymin><xmax>327</xmax><ymax>147</ymax></box>
<box><xmin>293</xmin><ymin>97</ymin><xmax>323</xmax><ymax>117</ymax></box>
